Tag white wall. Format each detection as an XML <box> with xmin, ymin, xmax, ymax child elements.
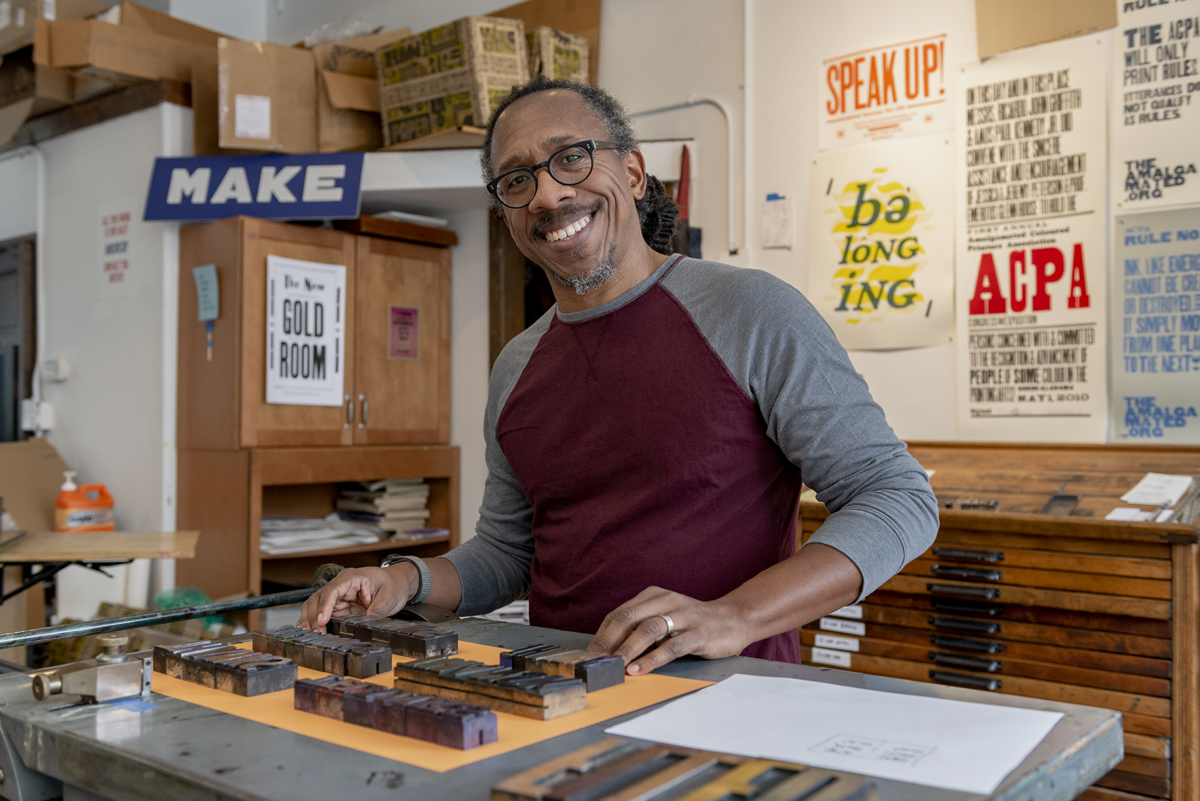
<box><xmin>0</xmin><ymin>151</ymin><xmax>38</xmax><ymax>242</ymax></box>
<box><xmin>170</xmin><ymin>0</ymin><xmax>269</xmax><ymax>40</ymax></box>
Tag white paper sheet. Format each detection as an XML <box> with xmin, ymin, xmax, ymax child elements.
<box><xmin>1120</xmin><ymin>473</ymin><xmax>1194</xmax><ymax>507</ymax></box>
<box><xmin>605</xmin><ymin>674</ymin><xmax>1063</xmax><ymax>795</ymax></box>
<box><xmin>1105</xmin><ymin>507</ymin><xmax>1155</xmax><ymax>522</ymax></box>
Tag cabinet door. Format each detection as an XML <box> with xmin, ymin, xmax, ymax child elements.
<box><xmin>241</xmin><ymin>219</ymin><xmax>357</xmax><ymax>447</ymax></box>
<box><xmin>353</xmin><ymin>236</ymin><xmax>450</xmax><ymax>445</ymax></box>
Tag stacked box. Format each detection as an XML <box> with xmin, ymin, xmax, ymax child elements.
<box><xmin>526</xmin><ymin>27</ymin><xmax>589</xmax><ymax>83</ymax></box>
<box><xmin>375</xmin><ymin>16</ymin><xmax>529</xmax><ymax>147</ymax></box>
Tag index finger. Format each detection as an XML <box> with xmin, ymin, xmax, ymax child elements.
<box><xmin>302</xmin><ymin>574</ymin><xmax>373</xmax><ymax>631</ymax></box>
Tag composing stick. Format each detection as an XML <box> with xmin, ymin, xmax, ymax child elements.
<box><xmin>294</xmin><ymin>676</ymin><xmax>497</xmax><ymax>750</ymax></box>
<box><xmin>330</xmin><ymin>614</ymin><xmax>458</xmax><ymax>658</ymax></box>
<box><xmin>251</xmin><ymin>626</ymin><xmax>390</xmax><ymax>678</ymax></box>
<box><xmin>491</xmin><ymin>737</ymin><xmax>877</xmax><ymax>801</ymax></box>
<box><xmin>501</xmin><ymin>646</ymin><xmax>626</xmax><ymax>692</ymax></box>
<box><xmin>393</xmin><ymin>658</ymin><xmax>586</xmax><ymax>720</ymax></box>
<box><xmin>152</xmin><ymin>643</ymin><xmax>297</xmax><ymax>697</ymax></box>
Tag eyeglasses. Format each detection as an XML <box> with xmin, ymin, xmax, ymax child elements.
<box><xmin>487</xmin><ymin>140</ymin><xmax>619</xmax><ymax>209</ymax></box>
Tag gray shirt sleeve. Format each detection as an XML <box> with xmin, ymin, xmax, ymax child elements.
<box><xmin>662</xmin><ymin>260</ymin><xmax>939</xmax><ymax>600</ymax></box>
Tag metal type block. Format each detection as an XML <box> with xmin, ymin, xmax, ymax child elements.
<box><xmin>315</xmin><ymin>677</ymin><xmax>375</xmax><ymax>721</ymax></box>
<box><xmin>405</xmin><ymin>697</ymin><xmax>498</xmax><ymax>750</ymax></box>
<box><xmin>373</xmin><ymin>691</ymin><xmax>432</xmax><ymax>735</ymax></box>
<box><xmin>321</xmin><ymin>638</ymin><xmax>357</xmax><ymax>676</ymax></box>
<box><xmin>346</xmin><ymin>642</ymin><xmax>391</xmax><ymax>678</ymax></box>
<box><xmin>343</xmin><ymin>687</ymin><xmax>399</xmax><ymax>726</ymax></box>
<box><xmin>294</xmin><ymin>676</ymin><xmax>341</xmax><ymax>714</ymax></box>
<box><xmin>214</xmin><ymin>654</ymin><xmax>297</xmax><ymax>696</ymax></box>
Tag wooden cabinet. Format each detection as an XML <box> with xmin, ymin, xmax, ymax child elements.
<box><xmin>178</xmin><ymin>217</ymin><xmax>451</xmax><ymax>449</ymax></box>
<box><xmin>799</xmin><ymin>443</ymin><xmax>1199</xmax><ymax>801</ymax></box>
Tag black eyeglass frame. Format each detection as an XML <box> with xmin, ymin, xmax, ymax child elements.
<box><xmin>486</xmin><ymin>139</ymin><xmax>620</xmax><ymax>209</ymax></box>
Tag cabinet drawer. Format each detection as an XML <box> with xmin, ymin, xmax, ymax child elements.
<box><xmin>812</xmin><ymin>616</ymin><xmax>1171</xmax><ymax>676</ymax></box>
<box><xmin>901</xmin><ymin>557</ymin><xmax>1172</xmax><ymax>599</ymax></box>
<box><xmin>801</xmin><ymin>629</ymin><xmax>1170</xmax><ymax>696</ymax></box>
<box><xmin>921</xmin><ymin>541</ymin><xmax>1172</xmax><ymax>579</ymax></box>
<box><xmin>800</xmin><ymin>647</ymin><xmax>1172</xmax><ymax>736</ymax></box>
<box><xmin>880</xmin><ymin>575</ymin><xmax>1172</xmax><ymax>619</ymax></box>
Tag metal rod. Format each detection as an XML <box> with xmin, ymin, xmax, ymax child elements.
<box><xmin>0</xmin><ymin>588</ymin><xmax>316</xmax><ymax>650</ymax></box>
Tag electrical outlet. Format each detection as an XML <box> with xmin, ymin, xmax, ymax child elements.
<box><xmin>20</xmin><ymin>399</ymin><xmax>38</xmax><ymax>432</ymax></box>
<box><xmin>42</xmin><ymin>357</ymin><xmax>70</xmax><ymax>383</ymax></box>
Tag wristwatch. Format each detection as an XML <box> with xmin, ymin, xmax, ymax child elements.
<box><xmin>380</xmin><ymin>554</ymin><xmax>432</xmax><ymax>604</ymax></box>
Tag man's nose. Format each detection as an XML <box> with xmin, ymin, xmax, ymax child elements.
<box><xmin>527</xmin><ymin>168</ymin><xmax>576</xmax><ymax>215</ymax></box>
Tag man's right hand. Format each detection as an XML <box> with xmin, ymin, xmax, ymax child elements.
<box><xmin>300</xmin><ymin>564</ymin><xmax>418</xmax><ymax>632</ymax></box>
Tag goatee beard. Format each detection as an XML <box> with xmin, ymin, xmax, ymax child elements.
<box><xmin>547</xmin><ymin>242</ymin><xmax>617</xmax><ymax>295</ymax></box>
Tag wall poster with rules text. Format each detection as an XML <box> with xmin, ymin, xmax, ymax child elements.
<box><xmin>265</xmin><ymin>255</ymin><xmax>346</xmax><ymax>406</ymax></box>
<box><xmin>956</xmin><ymin>37</ymin><xmax>1107</xmax><ymax>441</ymax></box>
<box><xmin>1112</xmin><ymin>0</ymin><xmax>1200</xmax><ymax>211</ymax></box>
<box><xmin>1112</xmin><ymin>208</ymin><xmax>1200</xmax><ymax>443</ymax></box>
<box><xmin>806</xmin><ymin>136</ymin><xmax>955</xmax><ymax>350</ymax></box>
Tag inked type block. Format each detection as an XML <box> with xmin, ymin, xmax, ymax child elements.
<box><xmin>392</xmin><ymin>657</ymin><xmax>587</xmax><ymax>720</ymax></box>
<box><xmin>293</xmin><ymin>676</ymin><xmax>497</xmax><ymax>750</ymax></box>
<box><xmin>152</xmin><ymin>642</ymin><xmax>297</xmax><ymax>697</ymax></box>
<box><xmin>491</xmin><ymin>737</ymin><xmax>878</xmax><ymax>801</ymax></box>
<box><xmin>330</xmin><ymin>615</ymin><xmax>459</xmax><ymax>659</ymax></box>
<box><xmin>501</xmin><ymin>646</ymin><xmax>626</xmax><ymax>692</ymax></box>
<box><xmin>251</xmin><ymin>626</ymin><xmax>391</xmax><ymax>679</ymax></box>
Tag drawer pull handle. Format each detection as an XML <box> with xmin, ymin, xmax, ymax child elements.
<box><xmin>929</xmin><ymin>615</ymin><xmax>1002</xmax><ymax>634</ymax></box>
<box><xmin>930</xmin><ymin>598</ymin><xmax>1004</xmax><ymax>616</ymax></box>
<box><xmin>930</xmin><ymin>670</ymin><xmax>1001</xmax><ymax>691</ymax></box>
<box><xmin>929</xmin><ymin>652</ymin><xmax>1002</xmax><ymax>672</ymax></box>
<box><xmin>931</xmin><ymin>564</ymin><xmax>1003</xmax><ymax>582</ymax></box>
<box><xmin>930</xmin><ymin>635</ymin><xmax>1004</xmax><ymax>654</ymax></box>
<box><xmin>932</xmin><ymin>547</ymin><xmax>1004</xmax><ymax>563</ymax></box>
<box><xmin>928</xmin><ymin>583</ymin><xmax>1000</xmax><ymax>600</ymax></box>
<box><xmin>359</xmin><ymin>393</ymin><xmax>368</xmax><ymax>429</ymax></box>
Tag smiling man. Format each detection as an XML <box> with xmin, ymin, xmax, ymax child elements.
<box><xmin>301</xmin><ymin>77</ymin><xmax>938</xmax><ymax>674</ymax></box>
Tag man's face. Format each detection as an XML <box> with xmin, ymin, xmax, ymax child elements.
<box><xmin>490</xmin><ymin>90</ymin><xmax>647</xmax><ymax>294</ymax></box>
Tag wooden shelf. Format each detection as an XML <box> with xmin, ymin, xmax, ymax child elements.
<box><xmin>260</xmin><ymin>535</ymin><xmax>449</xmax><ymax>561</ymax></box>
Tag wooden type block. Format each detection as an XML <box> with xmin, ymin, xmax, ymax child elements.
<box><xmin>343</xmin><ymin>687</ymin><xmax>399</xmax><ymax>727</ymax></box>
<box><xmin>394</xmin><ymin>658</ymin><xmax>587</xmax><ymax>720</ymax></box>
<box><xmin>214</xmin><ymin>653</ymin><xmax>297</xmax><ymax>696</ymax></box>
<box><xmin>316</xmin><ymin>678</ymin><xmax>376</xmax><ymax>721</ymax></box>
<box><xmin>374</xmin><ymin>691</ymin><xmax>435</xmax><ymax>735</ymax></box>
<box><xmin>252</xmin><ymin>626</ymin><xmax>308</xmax><ymax>657</ymax></box>
<box><xmin>347</xmin><ymin>642</ymin><xmax>392</xmax><ymax>678</ymax></box>
<box><xmin>322</xmin><ymin>639</ymin><xmax>357</xmax><ymax>676</ymax></box>
<box><xmin>330</xmin><ymin>615</ymin><xmax>459</xmax><ymax>658</ymax></box>
<box><xmin>500</xmin><ymin>644</ymin><xmax>560</xmax><ymax>669</ymax></box>
<box><xmin>523</xmin><ymin>649</ymin><xmax>627</xmax><ymax>692</ymax></box>
<box><xmin>405</xmin><ymin>697</ymin><xmax>499</xmax><ymax>749</ymax></box>
<box><xmin>490</xmin><ymin>737</ymin><xmax>877</xmax><ymax>801</ymax></box>
<box><xmin>294</xmin><ymin>676</ymin><xmax>341</xmax><ymax>714</ymax></box>
<box><xmin>180</xmin><ymin>646</ymin><xmax>243</xmax><ymax>687</ymax></box>
<box><xmin>155</xmin><ymin>642</ymin><xmax>236</xmax><ymax>679</ymax></box>
<box><xmin>284</xmin><ymin>631</ymin><xmax>328</xmax><ymax>664</ymax></box>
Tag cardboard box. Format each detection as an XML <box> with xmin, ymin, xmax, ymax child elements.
<box><xmin>311</xmin><ymin>27</ymin><xmax>409</xmax><ymax>153</ymax></box>
<box><xmin>0</xmin><ymin>0</ymin><xmax>108</xmax><ymax>58</ymax></box>
<box><xmin>376</xmin><ymin>16</ymin><xmax>529</xmax><ymax>147</ymax></box>
<box><xmin>526</xmin><ymin>26</ymin><xmax>588</xmax><ymax>82</ymax></box>
<box><xmin>217</xmin><ymin>37</ymin><xmax>317</xmax><ymax>153</ymax></box>
<box><xmin>492</xmin><ymin>0</ymin><xmax>600</xmax><ymax>87</ymax></box>
<box><xmin>0</xmin><ymin>51</ymin><xmax>74</xmax><ymax>146</ymax></box>
<box><xmin>976</xmin><ymin>0</ymin><xmax>1116</xmax><ymax>59</ymax></box>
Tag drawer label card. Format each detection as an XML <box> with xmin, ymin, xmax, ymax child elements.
<box><xmin>811</xmin><ymin>647</ymin><xmax>853</xmax><ymax>668</ymax></box>
<box><xmin>828</xmin><ymin>605</ymin><xmax>864</xmax><ymax>620</ymax></box>
<box><xmin>819</xmin><ymin>618</ymin><xmax>866</xmax><ymax>636</ymax></box>
<box><xmin>814</xmin><ymin>634</ymin><xmax>860</xmax><ymax>652</ymax></box>
<box><xmin>389</xmin><ymin>306</ymin><xmax>419</xmax><ymax>360</ymax></box>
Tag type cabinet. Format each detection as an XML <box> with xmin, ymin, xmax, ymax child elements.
<box><xmin>178</xmin><ymin>217</ymin><xmax>450</xmax><ymax>449</ymax></box>
<box><xmin>799</xmin><ymin>442</ymin><xmax>1200</xmax><ymax>801</ymax></box>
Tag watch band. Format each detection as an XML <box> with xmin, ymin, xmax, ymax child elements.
<box><xmin>381</xmin><ymin>554</ymin><xmax>432</xmax><ymax>604</ymax></box>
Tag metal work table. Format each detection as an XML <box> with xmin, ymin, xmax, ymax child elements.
<box><xmin>0</xmin><ymin>618</ymin><xmax>1121</xmax><ymax>801</ymax></box>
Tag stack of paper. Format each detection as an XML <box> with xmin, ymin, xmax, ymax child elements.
<box><xmin>336</xmin><ymin>479</ymin><xmax>431</xmax><ymax>534</ymax></box>
<box><xmin>259</xmin><ymin>515</ymin><xmax>383</xmax><ymax>556</ymax></box>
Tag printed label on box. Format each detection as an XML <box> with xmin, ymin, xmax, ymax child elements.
<box><xmin>44</xmin><ymin>0</ymin><xmax>55</xmax><ymax>20</ymax></box>
<box><xmin>828</xmin><ymin>605</ymin><xmax>863</xmax><ymax>620</ymax></box>
<box><xmin>235</xmin><ymin>94</ymin><xmax>272</xmax><ymax>140</ymax></box>
<box><xmin>819</xmin><ymin>618</ymin><xmax>866</xmax><ymax>637</ymax></box>
<box><xmin>814</xmin><ymin>634</ymin><xmax>860</xmax><ymax>652</ymax></box>
<box><xmin>811</xmin><ymin>647</ymin><xmax>852</xmax><ymax>668</ymax></box>
<box><xmin>1</xmin><ymin>1</ymin><xmax>12</xmax><ymax>29</ymax></box>
<box><xmin>389</xmin><ymin>306</ymin><xmax>419</xmax><ymax>360</ymax></box>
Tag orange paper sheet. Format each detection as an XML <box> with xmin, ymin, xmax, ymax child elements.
<box><xmin>151</xmin><ymin>642</ymin><xmax>710</xmax><ymax>772</ymax></box>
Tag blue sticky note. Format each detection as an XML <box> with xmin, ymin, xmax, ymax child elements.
<box><xmin>193</xmin><ymin>264</ymin><xmax>219</xmax><ymax>322</ymax></box>
<box><xmin>766</xmin><ymin>193</ymin><xmax>786</xmax><ymax>202</ymax></box>
<box><xmin>109</xmin><ymin>699</ymin><xmax>158</xmax><ymax>712</ymax></box>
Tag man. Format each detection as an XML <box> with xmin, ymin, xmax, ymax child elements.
<box><xmin>301</xmin><ymin>77</ymin><xmax>938</xmax><ymax>675</ymax></box>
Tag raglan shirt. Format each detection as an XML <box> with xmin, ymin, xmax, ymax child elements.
<box><xmin>445</xmin><ymin>255</ymin><xmax>939</xmax><ymax>663</ymax></box>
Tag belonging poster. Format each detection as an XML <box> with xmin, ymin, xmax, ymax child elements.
<box><xmin>819</xmin><ymin>34</ymin><xmax>950</xmax><ymax>150</ymax></box>
<box><xmin>265</xmin><ymin>255</ymin><xmax>346</xmax><ymax>407</ymax></box>
<box><xmin>1112</xmin><ymin>208</ymin><xmax>1200</xmax><ymax>443</ymax></box>
<box><xmin>955</xmin><ymin>37</ymin><xmax>1108</xmax><ymax>441</ymax></box>
<box><xmin>807</xmin><ymin>136</ymin><xmax>955</xmax><ymax>350</ymax></box>
<box><xmin>98</xmin><ymin>198</ymin><xmax>137</xmax><ymax>297</ymax></box>
<box><xmin>1112</xmin><ymin>1</ymin><xmax>1200</xmax><ymax>210</ymax></box>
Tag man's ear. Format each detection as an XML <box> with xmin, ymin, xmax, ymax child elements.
<box><xmin>625</xmin><ymin>148</ymin><xmax>649</xmax><ymax>201</ymax></box>
<box><xmin>496</xmin><ymin>205</ymin><xmax>515</xmax><ymax>236</ymax></box>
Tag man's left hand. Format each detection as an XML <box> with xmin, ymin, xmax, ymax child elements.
<box><xmin>588</xmin><ymin>587</ymin><xmax>750</xmax><ymax>675</ymax></box>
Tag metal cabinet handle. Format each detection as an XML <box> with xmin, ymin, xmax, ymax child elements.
<box><xmin>359</xmin><ymin>394</ymin><xmax>368</xmax><ymax>429</ymax></box>
<box><xmin>930</xmin><ymin>598</ymin><xmax>1005</xmax><ymax>616</ymax></box>
<box><xmin>929</xmin><ymin>652</ymin><xmax>1002</xmax><ymax>672</ymax></box>
<box><xmin>931</xmin><ymin>564</ymin><xmax>1003</xmax><ymax>582</ymax></box>
<box><xmin>930</xmin><ymin>634</ymin><xmax>1004</xmax><ymax>654</ymax></box>
<box><xmin>927</xmin><ymin>583</ymin><xmax>1000</xmax><ymax>600</ymax></box>
<box><xmin>929</xmin><ymin>670</ymin><xmax>1001</xmax><ymax>691</ymax></box>
<box><xmin>932</xmin><ymin>547</ymin><xmax>1004</xmax><ymax>563</ymax></box>
<box><xmin>345</xmin><ymin>394</ymin><xmax>353</xmax><ymax>429</ymax></box>
<box><xmin>929</xmin><ymin>615</ymin><xmax>1002</xmax><ymax>635</ymax></box>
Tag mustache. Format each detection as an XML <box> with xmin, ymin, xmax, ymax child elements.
<box><xmin>531</xmin><ymin>201</ymin><xmax>602</xmax><ymax>237</ymax></box>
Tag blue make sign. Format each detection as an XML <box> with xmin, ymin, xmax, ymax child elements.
<box><xmin>143</xmin><ymin>153</ymin><xmax>364</xmax><ymax>221</ymax></box>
